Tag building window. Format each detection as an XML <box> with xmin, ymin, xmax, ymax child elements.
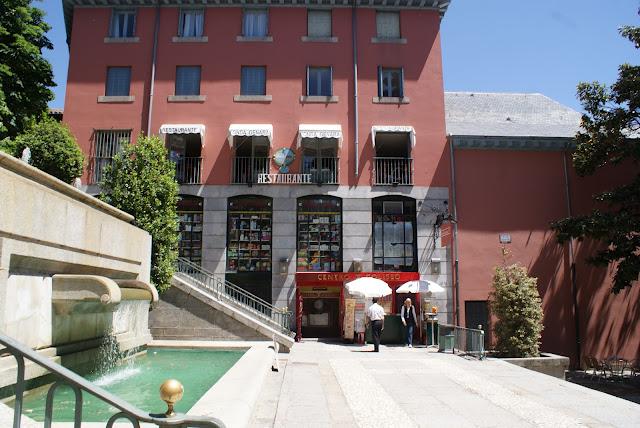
<box><xmin>177</xmin><ymin>196</ymin><xmax>203</xmax><ymax>264</ymax></box>
<box><xmin>105</xmin><ymin>67</ymin><xmax>131</xmax><ymax>96</ymax></box>
<box><xmin>376</xmin><ymin>11</ymin><xmax>400</xmax><ymax>39</ymax></box>
<box><xmin>372</xmin><ymin>197</ymin><xmax>417</xmax><ymax>272</ymax></box>
<box><xmin>378</xmin><ymin>67</ymin><xmax>403</xmax><ymax>98</ymax></box>
<box><xmin>178</xmin><ymin>9</ymin><xmax>204</xmax><ymax>37</ymax></box>
<box><xmin>242</xmin><ymin>9</ymin><xmax>268</xmax><ymax>37</ymax></box>
<box><xmin>91</xmin><ymin>129</ymin><xmax>131</xmax><ymax>183</ymax></box>
<box><xmin>110</xmin><ymin>9</ymin><xmax>136</xmax><ymax>38</ymax></box>
<box><xmin>241</xmin><ymin>66</ymin><xmax>266</xmax><ymax>96</ymax></box>
<box><xmin>166</xmin><ymin>133</ymin><xmax>202</xmax><ymax>184</ymax></box>
<box><xmin>227</xmin><ymin>196</ymin><xmax>272</xmax><ymax>273</ymax></box>
<box><xmin>231</xmin><ymin>135</ymin><xmax>270</xmax><ymax>184</ymax></box>
<box><xmin>300</xmin><ymin>138</ymin><xmax>339</xmax><ymax>184</ymax></box>
<box><xmin>307</xmin><ymin>10</ymin><xmax>331</xmax><ymax>38</ymax></box>
<box><xmin>175</xmin><ymin>66</ymin><xmax>201</xmax><ymax>96</ymax></box>
<box><xmin>297</xmin><ymin>196</ymin><xmax>342</xmax><ymax>272</ymax></box>
<box><xmin>307</xmin><ymin>66</ymin><xmax>332</xmax><ymax>97</ymax></box>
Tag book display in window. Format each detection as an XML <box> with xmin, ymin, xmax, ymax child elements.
<box><xmin>177</xmin><ymin>211</ymin><xmax>203</xmax><ymax>264</ymax></box>
<box><xmin>296</xmin><ymin>197</ymin><xmax>342</xmax><ymax>272</ymax></box>
<box><xmin>227</xmin><ymin>212</ymin><xmax>272</xmax><ymax>272</ymax></box>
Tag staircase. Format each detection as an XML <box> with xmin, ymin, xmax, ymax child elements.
<box><xmin>173</xmin><ymin>258</ymin><xmax>295</xmax><ymax>350</ymax></box>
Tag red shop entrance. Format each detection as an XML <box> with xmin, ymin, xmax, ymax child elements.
<box><xmin>295</xmin><ymin>272</ymin><xmax>419</xmax><ymax>340</ymax></box>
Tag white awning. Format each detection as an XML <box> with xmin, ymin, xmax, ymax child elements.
<box><xmin>371</xmin><ymin>125</ymin><xmax>416</xmax><ymax>148</ymax></box>
<box><xmin>297</xmin><ymin>124</ymin><xmax>343</xmax><ymax>148</ymax></box>
<box><xmin>228</xmin><ymin>124</ymin><xmax>273</xmax><ymax>147</ymax></box>
<box><xmin>159</xmin><ymin>124</ymin><xmax>205</xmax><ymax>142</ymax></box>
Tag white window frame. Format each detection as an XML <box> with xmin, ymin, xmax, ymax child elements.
<box><xmin>178</xmin><ymin>8</ymin><xmax>205</xmax><ymax>38</ymax></box>
<box><xmin>306</xmin><ymin>66</ymin><xmax>333</xmax><ymax>97</ymax></box>
<box><xmin>110</xmin><ymin>9</ymin><xmax>136</xmax><ymax>38</ymax></box>
<box><xmin>377</xmin><ymin>66</ymin><xmax>404</xmax><ymax>98</ymax></box>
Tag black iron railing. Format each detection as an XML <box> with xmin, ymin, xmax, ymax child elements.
<box><xmin>231</xmin><ymin>157</ymin><xmax>270</xmax><ymax>184</ymax></box>
<box><xmin>173</xmin><ymin>157</ymin><xmax>202</xmax><ymax>184</ymax></box>
<box><xmin>301</xmin><ymin>157</ymin><xmax>339</xmax><ymax>184</ymax></box>
<box><xmin>373</xmin><ymin>157</ymin><xmax>414</xmax><ymax>185</ymax></box>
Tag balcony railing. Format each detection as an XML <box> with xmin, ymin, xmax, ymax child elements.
<box><xmin>373</xmin><ymin>157</ymin><xmax>414</xmax><ymax>186</ymax></box>
<box><xmin>173</xmin><ymin>156</ymin><xmax>202</xmax><ymax>184</ymax></box>
<box><xmin>301</xmin><ymin>157</ymin><xmax>339</xmax><ymax>184</ymax></box>
<box><xmin>232</xmin><ymin>157</ymin><xmax>270</xmax><ymax>184</ymax></box>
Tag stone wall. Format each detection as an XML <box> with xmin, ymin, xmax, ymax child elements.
<box><xmin>149</xmin><ymin>285</ymin><xmax>266</xmax><ymax>340</ymax></box>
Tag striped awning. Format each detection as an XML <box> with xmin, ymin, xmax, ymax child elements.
<box><xmin>371</xmin><ymin>125</ymin><xmax>416</xmax><ymax>148</ymax></box>
<box><xmin>228</xmin><ymin>124</ymin><xmax>273</xmax><ymax>147</ymax></box>
<box><xmin>297</xmin><ymin>124</ymin><xmax>343</xmax><ymax>148</ymax></box>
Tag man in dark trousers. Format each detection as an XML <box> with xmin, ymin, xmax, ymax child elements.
<box><xmin>366</xmin><ymin>297</ymin><xmax>385</xmax><ymax>352</ymax></box>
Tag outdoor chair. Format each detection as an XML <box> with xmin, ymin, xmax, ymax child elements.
<box><xmin>583</xmin><ymin>356</ymin><xmax>605</xmax><ymax>380</ymax></box>
<box><xmin>604</xmin><ymin>356</ymin><xmax>628</xmax><ymax>380</ymax></box>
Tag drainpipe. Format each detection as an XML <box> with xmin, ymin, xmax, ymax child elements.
<box><xmin>448</xmin><ymin>135</ymin><xmax>461</xmax><ymax>326</ymax></box>
<box><xmin>562</xmin><ymin>147</ymin><xmax>581</xmax><ymax>365</ymax></box>
<box><xmin>352</xmin><ymin>1</ymin><xmax>359</xmax><ymax>176</ymax></box>
<box><xmin>146</xmin><ymin>2</ymin><xmax>160</xmax><ymax>137</ymax></box>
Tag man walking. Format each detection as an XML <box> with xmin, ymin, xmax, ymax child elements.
<box><xmin>366</xmin><ymin>297</ymin><xmax>385</xmax><ymax>352</ymax></box>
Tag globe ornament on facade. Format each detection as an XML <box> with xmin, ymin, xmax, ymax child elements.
<box><xmin>159</xmin><ymin>379</ymin><xmax>184</xmax><ymax>417</ymax></box>
<box><xmin>273</xmin><ymin>148</ymin><xmax>295</xmax><ymax>173</ymax></box>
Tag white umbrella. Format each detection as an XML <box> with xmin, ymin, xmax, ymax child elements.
<box><xmin>396</xmin><ymin>280</ymin><xmax>444</xmax><ymax>294</ymax></box>
<box><xmin>345</xmin><ymin>277</ymin><xmax>392</xmax><ymax>298</ymax></box>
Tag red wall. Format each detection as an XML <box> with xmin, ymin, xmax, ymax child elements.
<box><xmin>64</xmin><ymin>7</ymin><xmax>448</xmax><ymax>187</ymax></box>
<box><xmin>454</xmin><ymin>149</ymin><xmax>639</xmax><ymax>364</ymax></box>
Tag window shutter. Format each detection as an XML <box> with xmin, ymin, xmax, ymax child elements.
<box><xmin>399</xmin><ymin>68</ymin><xmax>404</xmax><ymax>98</ymax></box>
<box><xmin>308</xmin><ymin>10</ymin><xmax>331</xmax><ymax>37</ymax></box>
<box><xmin>377</xmin><ymin>66</ymin><xmax>382</xmax><ymax>98</ymax></box>
<box><xmin>306</xmin><ymin>66</ymin><xmax>310</xmax><ymax>96</ymax></box>
<box><xmin>376</xmin><ymin>12</ymin><xmax>400</xmax><ymax>39</ymax></box>
<box><xmin>329</xmin><ymin>66</ymin><xmax>333</xmax><ymax>97</ymax></box>
<box><xmin>176</xmin><ymin>66</ymin><xmax>201</xmax><ymax>96</ymax></box>
<box><xmin>106</xmin><ymin>67</ymin><xmax>131</xmax><ymax>96</ymax></box>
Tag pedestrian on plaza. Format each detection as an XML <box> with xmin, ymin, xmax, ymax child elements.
<box><xmin>366</xmin><ymin>297</ymin><xmax>385</xmax><ymax>352</ymax></box>
<box><xmin>400</xmin><ymin>298</ymin><xmax>418</xmax><ymax>347</ymax></box>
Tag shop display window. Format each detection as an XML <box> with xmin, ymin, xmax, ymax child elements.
<box><xmin>372</xmin><ymin>196</ymin><xmax>417</xmax><ymax>271</ymax></box>
<box><xmin>177</xmin><ymin>195</ymin><xmax>203</xmax><ymax>264</ymax></box>
<box><xmin>297</xmin><ymin>196</ymin><xmax>342</xmax><ymax>272</ymax></box>
<box><xmin>227</xmin><ymin>196</ymin><xmax>272</xmax><ymax>272</ymax></box>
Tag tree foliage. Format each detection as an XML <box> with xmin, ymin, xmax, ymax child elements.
<box><xmin>100</xmin><ymin>135</ymin><xmax>179</xmax><ymax>293</ymax></box>
<box><xmin>489</xmin><ymin>263</ymin><xmax>544</xmax><ymax>358</ymax></box>
<box><xmin>551</xmin><ymin>22</ymin><xmax>640</xmax><ymax>294</ymax></box>
<box><xmin>0</xmin><ymin>0</ymin><xmax>55</xmax><ymax>139</ymax></box>
<box><xmin>3</xmin><ymin>117</ymin><xmax>83</xmax><ymax>183</ymax></box>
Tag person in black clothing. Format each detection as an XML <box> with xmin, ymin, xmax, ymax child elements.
<box><xmin>400</xmin><ymin>298</ymin><xmax>418</xmax><ymax>347</ymax></box>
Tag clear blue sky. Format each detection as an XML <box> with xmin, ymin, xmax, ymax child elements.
<box><xmin>42</xmin><ymin>0</ymin><xmax>638</xmax><ymax>111</ymax></box>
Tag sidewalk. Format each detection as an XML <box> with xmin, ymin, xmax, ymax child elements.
<box><xmin>249</xmin><ymin>341</ymin><xmax>640</xmax><ymax>428</ymax></box>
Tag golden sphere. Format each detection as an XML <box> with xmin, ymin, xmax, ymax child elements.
<box><xmin>159</xmin><ymin>379</ymin><xmax>184</xmax><ymax>405</ymax></box>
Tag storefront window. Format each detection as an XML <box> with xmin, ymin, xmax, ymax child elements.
<box><xmin>177</xmin><ymin>195</ymin><xmax>203</xmax><ymax>264</ymax></box>
<box><xmin>227</xmin><ymin>196</ymin><xmax>272</xmax><ymax>272</ymax></box>
<box><xmin>296</xmin><ymin>196</ymin><xmax>342</xmax><ymax>272</ymax></box>
<box><xmin>372</xmin><ymin>196</ymin><xmax>417</xmax><ymax>271</ymax></box>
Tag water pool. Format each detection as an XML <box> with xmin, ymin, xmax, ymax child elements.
<box><xmin>17</xmin><ymin>347</ymin><xmax>245</xmax><ymax>422</ymax></box>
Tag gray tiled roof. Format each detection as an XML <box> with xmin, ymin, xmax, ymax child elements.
<box><xmin>445</xmin><ymin>92</ymin><xmax>583</xmax><ymax>138</ymax></box>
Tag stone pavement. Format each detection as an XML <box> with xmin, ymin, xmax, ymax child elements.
<box><xmin>249</xmin><ymin>341</ymin><xmax>640</xmax><ymax>428</ymax></box>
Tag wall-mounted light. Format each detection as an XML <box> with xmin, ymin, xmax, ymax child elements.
<box><xmin>279</xmin><ymin>257</ymin><xmax>289</xmax><ymax>275</ymax></box>
<box><xmin>430</xmin><ymin>257</ymin><xmax>441</xmax><ymax>275</ymax></box>
<box><xmin>353</xmin><ymin>258</ymin><xmax>363</xmax><ymax>273</ymax></box>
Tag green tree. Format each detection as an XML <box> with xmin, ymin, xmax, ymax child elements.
<box><xmin>0</xmin><ymin>0</ymin><xmax>55</xmax><ymax>139</ymax></box>
<box><xmin>6</xmin><ymin>117</ymin><xmax>83</xmax><ymax>184</ymax></box>
<box><xmin>100</xmin><ymin>135</ymin><xmax>179</xmax><ymax>292</ymax></box>
<box><xmin>489</xmin><ymin>262</ymin><xmax>544</xmax><ymax>358</ymax></box>
<box><xmin>551</xmin><ymin>22</ymin><xmax>640</xmax><ymax>293</ymax></box>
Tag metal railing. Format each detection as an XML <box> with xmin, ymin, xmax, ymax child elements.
<box><xmin>0</xmin><ymin>332</ymin><xmax>224</xmax><ymax>428</ymax></box>
<box><xmin>173</xmin><ymin>157</ymin><xmax>202</xmax><ymax>185</ymax></box>
<box><xmin>373</xmin><ymin>157</ymin><xmax>414</xmax><ymax>185</ymax></box>
<box><xmin>438</xmin><ymin>324</ymin><xmax>486</xmax><ymax>360</ymax></box>
<box><xmin>231</xmin><ymin>157</ymin><xmax>270</xmax><ymax>184</ymax></box>
<box><xmin>301</xmin><ymin>157</ymin><xmax>339</xmax><ymax>184</ymax></box>
<box><xmin>175</xmin><ymin>258</ymin><xmax>292</xmax><ymax>336</ymax></box>
<box><xmin>91</xmin><ymin>157</ymin><xmax>113</xmax><ymax>184</ymax></box>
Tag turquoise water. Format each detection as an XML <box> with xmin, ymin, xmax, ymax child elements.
<box><xmin>17</xmin><ymin>348</ymin><xmax>244</xmax><ymax>422</ymax></box>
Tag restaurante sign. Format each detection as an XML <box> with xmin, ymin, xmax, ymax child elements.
<box><xmin>257</xmin><ymin>173</ymin><xmax>312</xmax><ymax>184</ymax></box>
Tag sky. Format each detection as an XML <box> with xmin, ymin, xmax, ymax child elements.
<box><xmin>41</xmin><ymin>0</ymin><xmax>639</xmax><ymax>112</ymax></box>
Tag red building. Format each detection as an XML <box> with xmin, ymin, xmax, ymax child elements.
<box><xmin>61</xmin><ymin>1</ymin><xmax>638</xmax><ymax>363</ymax></box>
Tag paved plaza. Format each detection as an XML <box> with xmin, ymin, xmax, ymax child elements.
<box><xmin>250</xmin><ymin>341</ymin><xmax>640</xmax><ymax>428</ymax></box>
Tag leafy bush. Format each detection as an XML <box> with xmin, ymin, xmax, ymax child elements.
<box><xmin>99</xmin><ymin>135</ymin><xmax>179</xmax><ymax>293</ymax></box>
<box><xmin>7</xmin><ymin>118</ymin><xmax>84</xmax><ymax>184</ymax></box>
<box><xmin>489</xmin><ymin>264</ymin><xmax>544</xmax><ymax>357</ymax></box>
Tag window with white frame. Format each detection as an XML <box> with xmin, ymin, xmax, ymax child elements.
<box><xmin>307</xmin><ymin>10</ymin><xmax>331</xmax><ymax>38</ymax></box>
<box><xmin>179</xmin><ymin>9</ymin><xmax>204</xmax><ymax>37</ymax></box>
<box><xmin>242</xmin><ymin>9</ymin><xmax>268</xmax><ymax>37</ymax></box>
<box><xmin>105</xmin><ymin>67</ymin><xmax>131</xmax><ymax>96</ymax></box>
<box><xmin>307</xmin><ymin>66</ymin><xmax>332</xmax><ymax>97</ymax></box>
<box><xmin>376</xmin><ymin>11</ymin><xmax>400</xmax><ymax>39</ymax></box>
<box><xmin>378</xmin><ymin>67</ymin><xmax>403</xmax><ymax>98</ymax></box>
<box><xmin>175</xmin><ymin>66</ymin><xmax>201</xmax><ymax>96</ymax></box>
<box><xmin>241</xmin><ymin>66</ymin><xmax>266</xmax><ymax>95</ymax></box>
<box><xmin>110</xmin><ymin>9</ymin><xmax>136</xmax><ymax>38</ymax></box>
